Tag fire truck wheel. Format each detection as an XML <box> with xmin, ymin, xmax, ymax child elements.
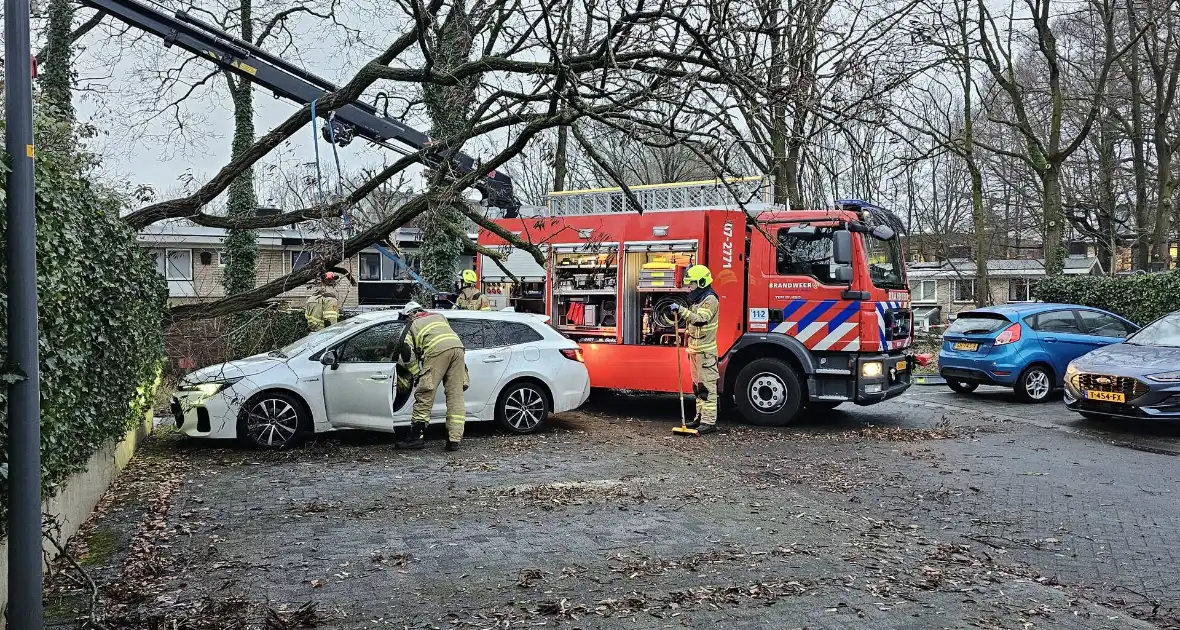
<box><xmin>734</xmin><ymin>358</ymin><xmax>804</xmax><ymax>426</ymax></box>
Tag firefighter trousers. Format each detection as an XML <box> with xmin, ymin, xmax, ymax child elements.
<box><xmin>689</xmin><ymin>352</ymin><xmax>718</xmax><ymax>426</ymax></box>
<box><xmin>411</xmin><ymin>347</ymin><xmax>468</xmax><ymax>442</ymax></box>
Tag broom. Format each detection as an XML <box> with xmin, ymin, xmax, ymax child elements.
<box><xmin>671</xmin><ymin>308</ymin><xmax>699</xmax><ymax>436</ymax></box>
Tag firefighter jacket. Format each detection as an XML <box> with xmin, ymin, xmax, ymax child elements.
<box><xmin>405</xmin><ymin>312</ymin><xmax>463</xmax><ymax>360</ymax></box>
<box><xmin>304</xmin><ymin>287</ymin><xmax>340</xmax><ymax>329</ymax></box>
<box><xmin>682</xmin><ymin>288</ymin><xmax>719</xmax><ymax>355</ymax></box>
<box><xmin>455</xmin><ymin>286</ymin><xmax>491</xmax><ymax>311</ymax></box>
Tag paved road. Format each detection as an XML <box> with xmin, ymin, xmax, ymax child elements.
<box><xmin>44</xmin><ymin>385</ymin><xmax>1180</xmax><ymax>629</ymax></box>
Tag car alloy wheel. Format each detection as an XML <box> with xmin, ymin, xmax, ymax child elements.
<box><xmin>497</xmin><ymin>382</ymin><xmax>550</xmax><ymax>434</ymax></box>
<box><xmin>241</xmin><ymin>394</ymin><xmax>305</xmax><ymax>448</ymax></box>
<box><xmin>1017</xmin><ymin>366</ymin><xmax>1053</xmax><ymax>403</ymax></box>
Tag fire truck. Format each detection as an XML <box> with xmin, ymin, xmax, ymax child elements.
<box><xmin>476</xmin><ymin>179</ymin><xmax>915</xmax><ymax>426</ymax></box>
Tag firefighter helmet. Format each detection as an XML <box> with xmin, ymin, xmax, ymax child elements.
<box><xmin>461</xmin><ymin>269</ymin><xmax>478</xmax><ymax>285</ymax></box>
<box><xmin>322</xmin><ymin>271</ymin><xmax>337</xmax><ymax>283</ymax></box>
<box><xmin>685</xmin><ymin>264</ymin><xmax>713</xmax><ymax>288</ymax></box>
<box><xmin>402</xmin><ymin>300</ymin><xmax>424</xmax><ymax>314</ymax></box>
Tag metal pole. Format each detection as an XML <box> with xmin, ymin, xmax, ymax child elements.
<box><xmin>5</xmin><ymin>0</ymin><xmax>44</xmax><ymax>620</ymax></box>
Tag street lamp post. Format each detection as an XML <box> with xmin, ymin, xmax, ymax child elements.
<box><xmin>5</xmin><ymin>0</ymin><xmax>44</xmax><ymax>622</ymax></box>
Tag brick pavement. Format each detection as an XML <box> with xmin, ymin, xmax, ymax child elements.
<box><xmin>44</xmin><ymin>388</ymin><xmax>1177</xmax><ymax>629</ymax></box>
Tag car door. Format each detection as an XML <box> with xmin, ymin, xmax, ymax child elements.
<box><xmin>1076</xmin><ymin>310</ymin><xmax>1137</xmax><ymax>346</ymax></box>
<box><xmin>1028</xmin><ymin>309</ymin><xmax>1100</xmax><ymax>380</ymax></box>
<box><xmin>322</xmin><ymin>321</ymin><xmax>405</xmax><ymax>431</ymax></box>
<box><xmin>495</xmin><ymin>320</ymin><xmax>546</xmax><ymax>367</ymax></box>
<box><xmin>443</xmin><ymin>318</ymin><xmax>511</xmax><ymax>417</ymax></box>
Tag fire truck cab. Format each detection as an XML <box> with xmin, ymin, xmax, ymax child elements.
<box><xmin>476</xmin><ymin>179</ymin><xmax>914</xmax><ymax>426</ymax></box>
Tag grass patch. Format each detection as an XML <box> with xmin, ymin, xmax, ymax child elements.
<box><xmin>79</xmin><ymin>528</ymin><xmax>120</xmax><ymax>566</ymax></box>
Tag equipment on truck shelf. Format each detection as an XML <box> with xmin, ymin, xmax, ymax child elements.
<box><xmin>476</xmin><ymin>181</ymin><xmax>916</xmax><ymax>427</ymax></box>
<box><xmin>85</xmin><ymin>0</ymin><xmax>521</xmax><ymax>217</ymax></box>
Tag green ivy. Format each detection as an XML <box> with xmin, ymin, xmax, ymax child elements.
<box><xmin>0</xmin><ymin>107</ymin><xmax>167</xmax><ymax>537</ymax></box>
<box><xmin>1033</xmin><ymin>271</ymin><xmax>1180</xmax><ymax>325</ymax></box>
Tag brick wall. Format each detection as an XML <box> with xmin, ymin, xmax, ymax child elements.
<box><xmin>156</xmin><ymin>246</ymin><xmax>359</xmax><ymax>308</ymax></box>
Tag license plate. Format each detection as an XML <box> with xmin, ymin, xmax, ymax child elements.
<box><xmin>896</xmin><ymin>360</ymin><xmax>908</xmax><ymax>371</ymax></box>
<box><xmin>1085</xmin><ymin>390</ymin><xmax>1125</xmax><ymax>403</ymax></box>
<box><xmin>952</xmin><ymin>342</ymin><xmax>979</xmax><ymax>351</ymax></box>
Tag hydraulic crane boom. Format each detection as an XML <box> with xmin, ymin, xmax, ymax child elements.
<box><xmin>82</xmin><ymin>0</ymin><xmax>521</xmax><ymax>216</ymax></box>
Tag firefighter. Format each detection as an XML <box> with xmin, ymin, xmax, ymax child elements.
<box><xmin>304</xmin><ymin>272</ymin><xmax>341</xmax><ymax>331</ymax></box>
<box><xmin>669</xmin><ymin>264</ymin><xmax>720</xmax><ymax>434</ymax></box>
<box><xmin>454</xmin><ymin>269</ymin><xmax>491</xmax><ymax>311</ymax></box>
<box><xmin>394</xmin><ymin>301</ymin><xmax>469</xmax><ymax>451</ymax></box>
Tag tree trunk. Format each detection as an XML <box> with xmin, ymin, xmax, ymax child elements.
<box><xmin>1152</xmin><ymin>139</ymin><xmax>1174</xmax><ymax>266</ymax></box>
<box><xmin>552</xmin><ymin>125</ymin><xmax>569</xmax><ymax>193</ymax></box>
<box><xmin>1128</xmin><ymin>49</ymin><xmax>1151</xmax><ymax>270</ymax></box>
<box><xmin>222</xmin><ymin>0</ymin><xmax>259</xmax><ymax>297</ymax></box>
<box><xmin>1095</xmin><ymin>110</ymin><xmax>1118</xmax><ymax>272</ymax></box>
<box><xmin>1042</xmin><ymin>165</ymin><xmax>1066</xmax><ymax>275</ymax></box>
<box><xmin>43</xmin><ymin>0</ymin><xmax>75</xmax><ymax>122</ymax></box>
<box><xmin>418</xmin><ymin>0</ymin><xmax>477</xmax><ymax>303</ymax></box>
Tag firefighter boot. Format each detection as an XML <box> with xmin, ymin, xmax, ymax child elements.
<box><xmin>396</xmin><ymin>422</ymin><xmax>427</xmax><ymax>449</ymax></box>
<box><xmin>686</xmin><ymin>383</ymin><xmax>706</xmax><ymax>429</ymax></box>
<box><xmin>445</xmin><ymin>440</ymin><xmax>460</xmax><ymax>452</ymax></box>
<box><xmin>697</xmin><ymin>424</ymin><xmax>717</xmax><ymax>435</ymax></box>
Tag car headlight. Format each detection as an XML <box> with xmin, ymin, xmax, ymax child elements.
<box><xmin>1065</xmin><ymin>363</ymin><xmax>1079</xmax><ymax>377</ymax></box>
<box><xmin>1146</xmin><ymin>370</ymin><xmax>1180</xmax><ymax>383</ymax></box>
<box><xmin>862</xmin><ymin>361</ymin><xmax>883</xmax><ymax>378</ymax></box>
<box><xmin>178</xmin><ymin>378</ymin><xmax>241</xmax><ymax>396</ymax></box>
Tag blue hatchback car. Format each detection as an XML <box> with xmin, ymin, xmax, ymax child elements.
<box><xmin>939</xmin><ymin>303</ymin><xmax>1138</xmax><ymax>402</ymax></box>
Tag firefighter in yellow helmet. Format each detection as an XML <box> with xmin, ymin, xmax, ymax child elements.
<box><xmin>668</xmin><ymin>264</ymin><xmax>720</xmax><ymax>434</ymax></box>
<box><xmin>304</xmin><ymin>272</ymin><xmax>341</xmax><ymax>331</ymax></box>
<box><xmin>454</xmin><ymin>269</ymin><xmax>491</xmax><ymax>311</ymax></box>
<box><xmin>394</xmin><ymin>301</ymin><xmax>469</xmax><ymax>451</ymax></box>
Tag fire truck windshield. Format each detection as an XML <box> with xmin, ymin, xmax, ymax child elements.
<box><xmin>863</xmin><ymin>233</ymin><xmax>905</xmax><ymax>289</ymax></box>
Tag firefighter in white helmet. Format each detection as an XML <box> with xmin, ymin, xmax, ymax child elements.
<box><xmin>454</xmin><ymin>269</ymin><xmax>491</xmax><ymax>311</ymax></box>
<box><xmin>668</xmin><ymin>264</ymin><xmax>720</xmax><ymax>434</ymax></box>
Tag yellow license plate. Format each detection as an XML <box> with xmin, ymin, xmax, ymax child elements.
<box><xmin>1085</xmin><ymin>390</ymin><xmax>1125</xmax><ymax>403</ymax></box>
<box><xmin>952</xmin><ymin>342</ymin><xmax>979</xmax><ymax>351</ymax></box>
<box><xmin>896</xmin><ymin>360</ymin><xmax>908</xmax><ymax>371</ymax></box>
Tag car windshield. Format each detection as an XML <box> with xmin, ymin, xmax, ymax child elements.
<box><xmin>278</xmin><ymin>317</ymin><xmax>371</xmax><ymax>357</ymax></box>
<box><xmin>863</xmin><ymin>233</ymin><xmax>906</xmax><ymax>289</ymax></box>
<box><xmin>1125</xmin><ymin>312</ymin><xmax>1180</xmax><ymax>347</ymax></box>
<box><xmin>946</xmin><ymin>313</ymin><xmax>1010</xmax><ymax>335</ymax></box>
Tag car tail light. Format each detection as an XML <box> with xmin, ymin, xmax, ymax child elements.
<box><xmin>994</xmin><ymin>323</ymin><xmax>1022</xmax><ymax>345</ymax></box>
<box><xmin>560</xmin><ymin>348</ymin><xmax>584</xmax><ymax>362</ymax></box>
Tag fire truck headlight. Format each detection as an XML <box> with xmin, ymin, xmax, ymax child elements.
<box><xmin>861</xmin><ymin>361</ymin><xmax>884</xmax><ymax>378</ymax></box>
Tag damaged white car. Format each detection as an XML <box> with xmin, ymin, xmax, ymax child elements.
<box><xmin>171</xmin><ymin>309</ymin><xmax>591</xmax><ymax>448</ymax></box>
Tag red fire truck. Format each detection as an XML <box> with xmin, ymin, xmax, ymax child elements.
<box><xmin>476</xmin><ymin>179</ymin><xmax>914</xmax><ymax>426</ymax></box>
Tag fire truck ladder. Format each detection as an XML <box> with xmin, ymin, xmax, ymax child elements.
<box><xmin>545</xmin><ymin>176</ymin><xmax>770</xmax><ymax>215</ymax></box>
<box><xmin>81</xmin><ymin>0</ymin><xmax>521</xmax><ymax>217</ymax></box>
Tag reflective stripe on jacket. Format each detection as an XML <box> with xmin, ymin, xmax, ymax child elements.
<box><xmin>683</xmin><ymin>293</ymin><xmax>719</xmax><ymax>355</ymax></box>
<box><xmin>455</xmin><ymin>286</ymin><xmax>491</xmax><ymax>311</ymax></box>
<box><xmin>407</xmin><ymin>312</ymin><xmax>463</xmax><ymax>358</ymax></box>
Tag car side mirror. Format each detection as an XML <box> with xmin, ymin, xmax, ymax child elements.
<box><xmin>834</xmin><ymin>265</ymin><xmax>854</xmax><ymax>283</ymax></box>
<box><xmin>833</xmin><ymin>230</ymin><xmax>854</xmax><ymax>265</ymax></box>
<box><xmin>871</xmin><ymin>225</ymin><xmax>896</xmax><ymax>241</ymax></box>
<box><xmin>320</xmin><ymin>349</ymin><xmax>340</xmax><ymax>369</ymax></box>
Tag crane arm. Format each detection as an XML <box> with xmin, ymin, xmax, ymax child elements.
<box><xmin>82</xmin><ymin>0</ymin><xmax>521</xmax><ymax>216</ymax></box>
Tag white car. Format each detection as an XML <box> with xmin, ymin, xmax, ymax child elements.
<box><xmin>170</xmin><ymin>309</ymin><xmax>591</xmax><ymax>448</ymax></box>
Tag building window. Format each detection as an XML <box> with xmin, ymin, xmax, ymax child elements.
<box><xmin>1009</xmin><ymin>278</ymin><xmax>1037</xmax><ymax>302</ymax></box>
<box><xmin>291</xmin><ymin>250</ymin><xmax>311</xmax><ymax>272</ymax></box>
<box><xmin>165</xmin><ymin>249</ymin><xmax>193</xmax><ymax>281</ymax></box>
<box><xmin>953</xmin><ymin>279</ymin><xmax>975</xmax><ymax>303</ymax></box>
<box><xmin>218</xmin><ymin>250</ymin><xmax>227</xmax><ymax>266</ymax></box>
<box><xmin>360</xmin><ymin>252</ymin><xmax>382</xmax><ymax>281</ymax></box>
<box><xmin>911</xmin><ymin>279</ymin><xmax>937</xmax><ymax>303</ymax></box>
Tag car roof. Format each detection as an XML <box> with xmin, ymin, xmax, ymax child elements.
<box><xmin>962</xmin><ymin>303</ymin><xmax>1115</xmax><ymax>319</ymax></box>
<box><xmin>354</xmin><ymin>308</ymin><xmax>551</xmax><ymax>324</ymax></box>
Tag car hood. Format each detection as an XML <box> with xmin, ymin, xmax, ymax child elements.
<box><xmin>182</xmin><ymin>354</ymin><xmax>286</xmax><ymax>384</ymax></box>
<box><xmin>1072</xmin><ymin>342</ymin><xmax>1180</xmax><ymax>373</ymax></box>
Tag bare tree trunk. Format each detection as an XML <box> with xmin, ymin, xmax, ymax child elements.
<box><xmin>1096</xmin><ymin>110</ymin><xmax>1118</xmax><ymax>270</ymax></box>
<box><xmin>1153</xmin><ymin>138</ymin><xmax>1174</xmax><ymax>265</ymax></box>
<box><xmin>553</xmin><ymin>125</ymin><xmax>569</xmax><ymax>192</ymax></box>
<box><xmin>1124</xmin><ymin>49</ymin><xmax>1152</xmax><ymax>269</ymax></box>
<box><xmin>1042</xmin><ymin>165</ymin><xmax>1066</xmax><ymax>274</ymax></box>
